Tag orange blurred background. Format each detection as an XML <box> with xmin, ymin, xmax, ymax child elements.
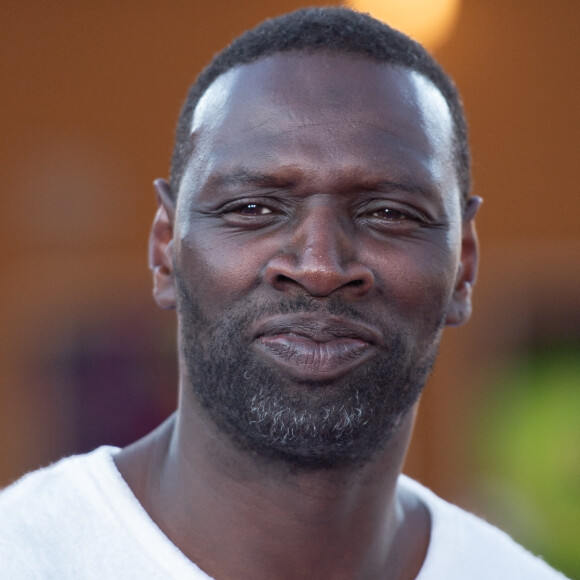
<box><xmin>1</xmin><ymin>0</ymin><xmax>579</xmax><ymax>573</ymax></box>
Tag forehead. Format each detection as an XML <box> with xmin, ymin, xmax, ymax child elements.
<box><xmin>183</xmin><ymin>52</ymin><xmax>457</xmax><ymax>198</ymax></box>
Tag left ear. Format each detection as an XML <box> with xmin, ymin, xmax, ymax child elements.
<box><xmin>445</xmin><ymin>196</ymin><xmax>482</xmax><ymax>326</ymax></box>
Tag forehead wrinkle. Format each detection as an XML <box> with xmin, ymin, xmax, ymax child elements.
<box><xmin>202</xmin><ymin>161</ymin><xmax>443</xmax><ymax>204</ymax></box>
<box><xmin>207</xmin><ymin>104</ymin><xmax>449</xmax><ymax>169</ymax></box>
<box><xmin>207</xmin><ymin>168</ymin><xmax>289</xmax><ymax>189</ymax></box>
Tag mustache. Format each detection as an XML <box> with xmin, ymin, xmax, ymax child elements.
<box><xmin>222</xmin><ymin>294</ymin><xmax>380</xmax><ymax>332</ymax></box>
<box><xmin>251</xmin><ymin>294</ymin><xmax>364</xmax><ymax>317</ymax></box>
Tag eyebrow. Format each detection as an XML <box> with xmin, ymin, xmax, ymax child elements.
<box><xmin>373</xmin><ymin>178</ymin><xmax>436</xmax><ymax>200</ymax></box>
<box><xmin>206</xmin><ymin>168</ymin><xmax>438</xmax><ymax>200</ymax></box>
<box><xmin>208</xmin><ymin>169</ymin><xmax>289</xmax><ymax>189</ymax></box>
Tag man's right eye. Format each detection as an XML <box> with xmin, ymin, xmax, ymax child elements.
<box><xmin>234</xmin><ymin>203</ymin><xmax>273</xmax><ymax>216</ymax></box>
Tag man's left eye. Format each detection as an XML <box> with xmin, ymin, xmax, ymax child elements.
<box><xmin>370</xmin><ymin>208</ymin><xmax>409</xmax><ymax>221</ymax></box>
<box><xmin>236</xmin><ymin>204</ymin><xmax>273</xmax><ymax>216</ymax></box>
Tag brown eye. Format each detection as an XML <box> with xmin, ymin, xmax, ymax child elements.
<box><xmin>371</xmin><ymin>208</ymin><xmax>407</xmax><ymax>221</ymax></box>
<box><xmin>237</xmin><ymin>204</ymin><xmax>272</xmax><ymax>216</ymax></box>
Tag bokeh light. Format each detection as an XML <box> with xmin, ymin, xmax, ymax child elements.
<box><xmin>345</xmin><ymin>0</ymin><xmax>461</xmax><ymax>51</ymax></box>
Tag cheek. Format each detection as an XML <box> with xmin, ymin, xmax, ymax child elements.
<box><xmin>369</xmin><ymin>240</ymin><xmax>459</xmax><ymax>321</ymax></box>
<box><xmin>176</xmin><ymin>228</ymin><xmax>277</xmax><ymax>313</ymax></box>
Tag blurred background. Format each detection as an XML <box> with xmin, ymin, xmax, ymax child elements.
<box><xmin>1</xmin><ymin>0</ymin><xmax>578</xmax><ymax>575</ymax></box>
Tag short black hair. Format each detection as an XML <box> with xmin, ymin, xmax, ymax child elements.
<box><xmin>169</xmin><ymin>6</ymin><xmax>471</xmax><ymax>203</ymax></box>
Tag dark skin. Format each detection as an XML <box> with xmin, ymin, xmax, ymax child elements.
<box><xmin>116</xmin><ymin>53</ymin><xmax>480</xmax><ymax>579</ymax></box>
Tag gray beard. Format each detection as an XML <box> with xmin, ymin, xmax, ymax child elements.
<box><xmin>176</xmin><ymin>274</ymin><xmax>443</xmax><ymax>469</ymax></box>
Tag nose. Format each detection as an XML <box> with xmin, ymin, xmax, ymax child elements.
<box><xmin>263</xmin><ymin>205</ymin><xmax>375</xmax><ymax>297</ymax></box>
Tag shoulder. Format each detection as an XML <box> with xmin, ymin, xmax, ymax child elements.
<box><xmin>0</xmin><ymin>447</ymin><xmax>122</xmax><ymax>573</ymax></box>
<box><xmin>0</xmin><ymin>445</ymin><xmax>209</xmax><ymax>579</ymax></box>
<box><xmin>398</xmin><ymin>475</ymin><xmax>569</xmax><ymax>580</ymax></box>
<box><xmin>0</xmin><ymin>446</ymin><xmax>120</xmax><ymax>518</ymax></box>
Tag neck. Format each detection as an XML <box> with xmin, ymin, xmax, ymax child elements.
<box><xmin>116</xmin><ymin>390</ymin><xmax>428</xmax><ymax>580</ymax></box>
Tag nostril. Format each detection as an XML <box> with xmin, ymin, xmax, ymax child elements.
<box><xmin>347</xmin><ymin>279</ymin><xmax>364</xmax><ymax>288</ymax></box>
<box><xmin>275</xmin><ymin>274</ymin><xmax>295</xmax><ymax>285</ymax></box>
<box><xmin>272</xmin><ymin>273</ymin><xmax>370</xmax><ymax>295</ymax></box>
<box><xmin>264</xmin><ymin>252</ymin><xmax>375</xmax><ymax>297</ymax></box>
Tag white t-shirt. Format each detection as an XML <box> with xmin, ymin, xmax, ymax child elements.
<box><xmin>0</xmin><ymin>446</ymin><xmax>567</xmax><ymax>579</ymax></box>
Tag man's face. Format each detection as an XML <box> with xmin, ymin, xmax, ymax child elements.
<box><xmin>162</xmin><ymin>53</ymin><xmax>475</xmax><ymax>467</ymax></box>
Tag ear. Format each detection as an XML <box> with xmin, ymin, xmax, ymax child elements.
<box><xmin>445</xmin><ymin>196</ymin><xmax>482</xmax><ymax>327</ymax></box>
<box><xmin>149</xmin><ymin>178</ymin><xmax>176</xmax><ymax>309</ymax></box>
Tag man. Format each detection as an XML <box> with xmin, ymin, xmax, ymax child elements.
<box><xmin>0</xmin><ymin>7</ymin><xmax>567</xmax><ymax>579</ymax></box>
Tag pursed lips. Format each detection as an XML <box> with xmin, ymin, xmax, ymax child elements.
<box><xmin>253</xmin><ymin>315</ymin><xmax>381</xmax><ymax>380</ymax></box>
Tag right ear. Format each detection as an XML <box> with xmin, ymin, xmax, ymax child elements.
<box><xmin>149</xmin><ymin>178</ymin><xmax>176</xmax><ymax>309</ymax></box>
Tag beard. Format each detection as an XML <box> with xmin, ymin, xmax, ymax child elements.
<box><xmin>175</xmin><ymin>273</ymin><xmax>444</xmax><ymax>470</ymax></box>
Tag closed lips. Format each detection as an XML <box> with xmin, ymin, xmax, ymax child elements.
<box><xmin>253</xmin><ymin>316</ymin><xmax>381</xmax><ymax>379</ymax></box>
